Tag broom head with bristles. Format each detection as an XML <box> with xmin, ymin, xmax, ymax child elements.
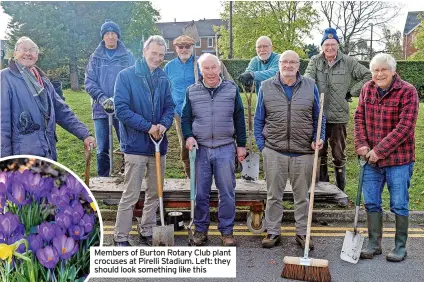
<box><xmin>281</xmin><ymin>256</ymin><xmax>331</xmax><ymax>282</ymax></box>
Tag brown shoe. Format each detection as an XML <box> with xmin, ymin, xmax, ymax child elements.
<box><xmin>295</xmin><ymin>234</ymin><xmax>314</xmax><ymax>250</ymax></box>
<box><xmin>262</xmin><ymin>234</ymin><xmax>281</xmax><ymax>248</ymax></box>
<box><xmin>193</xmin><ymin>231</ymin><xmax>208</xmax><ymax>246</ymax></box>
<box><xmin>221</xmin><ymin>233</ymin><xmax>236</xmax><ymax>246</ymax></box>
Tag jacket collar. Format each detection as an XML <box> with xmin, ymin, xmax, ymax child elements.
<box><xmin>93</xmin><ymin>40</ymin><xmax>128</xmax><ymax>59</ymax></box>
<box><xmin>369</xmin><ymin>73</ymin><xmax>402</xmax><ymax>92</ymax></box>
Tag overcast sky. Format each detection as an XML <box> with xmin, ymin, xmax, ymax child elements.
<box><xmin>2</xmin><ymin>0</ymin><xmax>424</xmax><ymax>41</ymax></box>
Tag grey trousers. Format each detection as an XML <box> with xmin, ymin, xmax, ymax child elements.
<box><xmin>114</xmin><ymin>153</ymin><xmax>165</xmax><ymax>241</ymax></box>
<box><xmin>262</xmin><ymin>147</ymin><xmax>314</xmax><ymax>235</ymax></box>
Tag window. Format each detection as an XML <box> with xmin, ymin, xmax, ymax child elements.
<box><xmin>208</xmin><ymin>37</ymin><xmax>214</xmax><ymax>48</ymax></box>
<box><xmin>195</xmin><ymin>39</ymin><xmax>201</xmax><ymax>48</ymax></box>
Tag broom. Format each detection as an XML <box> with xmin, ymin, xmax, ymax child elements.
<box><xmin>281</xmin><ymin>92</ymin><xmax>331</xmax><ymax>282</ymax></box>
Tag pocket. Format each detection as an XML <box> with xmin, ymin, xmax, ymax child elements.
<box><xmin>19</xmin><ymin>111</ymin><xmax>40</xmax><ymax>135</ymax></box>
<box><xmin>17</xmin><ymin>131</ymin><xmax>42</xmax><ymax>155</ymax></box>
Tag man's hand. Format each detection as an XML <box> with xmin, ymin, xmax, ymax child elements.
<box><xmin>238</xmin><ymin>72</ymin><xmax>254</xmax><ymax>87</ymax></box>
<box><xmin>311</xmin><ymin>139</ymin><xmax>323</xmax><ymax>150</ymax></box>
<box><xmin>102</xmin><ymin>98</ymin><xmax>115</xmax><ymax>114</ymax></box>
<box><xmin>83</xmin><ymin>136</ymin><xmax>96</xmax><ymax>151</ymax></box>
<box><xmin>148</xmin><ymin>124</ymin><xmax>160</xmax><ymax>140</ymax></box>
<box><xmin>366</xmin><ymin>149</ymin><xmax>380</xmax><ymax>164</ymax></box>
<box><xmin>237</xmin><ymin>147</ymin><xmax>247</xmax><ymax>162</ymax></box>
<box><xmin>157</xmin><ymin>124</ymin><xmax>167</xmax><ymax>137</ymax></box>
<box><xmin>185</xmin><ymin>137</ymin><xmax>198</xmax><ymax>151</ymax></box>
<box><xmin>356</xmin><ymin>146</ymin><xmax>370</xmax><ymax>160</ymax></box>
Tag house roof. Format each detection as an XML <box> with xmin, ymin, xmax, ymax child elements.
<box><xmin>404</xmin><ymin>11</ymin><xmax>423</xmax><ymax>35</ymax></box>
<box><xmin>156</xmin><ymin>19</ymin><xmax>225</xmax><ymax>39</ymax></box>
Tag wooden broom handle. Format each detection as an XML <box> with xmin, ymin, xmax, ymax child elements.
<box><xmin>304</xmin><ymin>92</ymin><xmax>324</xmax><ymax>257</ymax></box>
<box><xmin>155</xmin><ymin>151</ymin><xmax>163</xmax><ymax>198</ymax></box>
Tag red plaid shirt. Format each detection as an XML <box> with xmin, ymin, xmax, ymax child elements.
<box><xmin>354</xmin><ymin>73</ymin><xmax>419</xmax><ymax>167</ymax></box>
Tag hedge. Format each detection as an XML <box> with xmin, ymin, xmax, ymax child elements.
<box><xmin>222</xmin><ymin>59</ymin><xmax>424</xmax><ymax>99</ymax></box>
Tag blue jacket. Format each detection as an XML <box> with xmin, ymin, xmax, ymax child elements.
<box><xmin>164</xmin><ymin>56</ymin><xmax>198</xmax><ymax>117</ymax></box>
<box><xmin>1</xmin><ymin>59</ymin><xmax>91</xmax><ymax>160</ymax></box>
<box><xmin>114</xmin><ymin>58</ymin><xmax>175</xmax><ymax>156</ymax></box>
<box><xmin>85</xmin><ymin>40</ymin><xmax>135</xmax><ymax>119</ymax></box>
<box><xmin>245</xmin><ymin>52</ymin><xmax>280</xmax><ymax>94</ymax></box>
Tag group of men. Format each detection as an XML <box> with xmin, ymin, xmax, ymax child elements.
<box><xmin>1</xmin><ymin>20</ymin><xmax>418</xmax><ymax>262</ymax></box>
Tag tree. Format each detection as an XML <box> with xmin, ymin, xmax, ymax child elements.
<box><xmin>215</xmin><ymin>1</ymin><xmax>320</xmax><ymax>59</ymax></box>
<box><xmin>303</xmin><ymin>43</ymin><xmax>320</xmax><ymax>58</ymax></box>
<box><xmin>381</xmin><ymin>26</ymin><xmax>403</xmax><ymax>60</ymax></box>
<box><xmin>409</xmin><ymin>15</ymin><xmax>424</xmax><ymax>60</ymax></box>
<box><xmin>320</xmin><ymin>1</ymin><xmax>402</xmax><ymax>56</ymax></box>
<box><xmin>1</xmin><ymin>1</ymin><xmax>159</xmax><ymax>90</ymax></box>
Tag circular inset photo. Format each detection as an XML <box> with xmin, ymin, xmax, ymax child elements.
<box><xmin>0</xmin><ymin>156</ymin><xmax>102</xmax><ymax>282</ymax></box>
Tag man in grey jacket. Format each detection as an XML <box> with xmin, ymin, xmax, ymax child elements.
<box><xmin>304</xmin><ymin>28</ymin><xmax>371</xmax><ymax>201</ymax></box>
<box><xmin>254</xmin><ymin>50</ymin><xmax>325</xmax><ymax>249</ymax></box>
<box><xmin>85</xmin><ymin>20</ymin><xmax>135</xmax><ymax>176</ymax></box>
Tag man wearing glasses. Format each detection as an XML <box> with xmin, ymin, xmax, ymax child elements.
<box><xmin>304</xmin><ymin>28</ymin><xmax>370</xmax><ymax>203</ymax></box>
<box><xmin>254</xmin><ymin>50</ymin><xmax>325</xmax><ymax>249</ymax></box>
<box><xmin>164</xmin><ymin>35</ymin><xmax>232</xmax><ymax>178</ymax></box>
<box><xmin>238</xmin><ymin>36</ymin><xmax>280</xmax><ymax>94</ymax></box>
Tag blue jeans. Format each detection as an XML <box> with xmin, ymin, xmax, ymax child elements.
<box><xmin>93</xmin><ymin>117</ymin><xmax>120</xmax><ymax>176</ymax></box>
<box><xmin>194</xmin><ymin>143</ymin><xmax>236</xmax><ymax>235</ymax></box>
<box><xmin>362</xmin><ymin>162</ymin><xmax>414</xmax><ymax>216</ymax></box>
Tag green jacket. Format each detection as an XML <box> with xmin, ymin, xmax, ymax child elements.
<box><xmin>304</xmin><ymin>51</ymin><xmax>371</xmax><ymax>123</ymax></box>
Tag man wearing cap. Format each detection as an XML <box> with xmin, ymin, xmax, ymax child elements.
<box><xmin>164</xmin><ymin>35</ymin><xmax>232</xmax><ymax>178</ymax></box>
<box><xmin>304</xmin><ymin>28</ymin><xmax>371</xmax><ymax>202</ymax></box>
<box><xmin>85</xmin><ymin>19</ymin><xmax>135</xmax><ymax>176</ymax></box>
<box><xmin>238</xmin><ymin>36</ymin><xmax>280</xmax><ymax>94</ymax></box>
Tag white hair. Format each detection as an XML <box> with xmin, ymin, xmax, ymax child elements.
<box><xmin>256</xmin><ymin>36</ymin><xmax>272</xmax><ymax>47</ymax></box>
<box><xmin>14</xmin><ymin>36</ymin><xmax>39</xmax><ymax>53</ymax></box>
<box><xmin>280</xmin><ymin>50</ymin><xmax>300</xmax><ymax>61</ymax></box>
<box><xmin>143</xmin><ymin>35</ymin><xmax>166</xmax><ymax>50</ymax></box>
<box><xmin>370</xmin><ymin>53</ymin><xmax>396</xmax><ymax>73</ymax></box>
<box><xmin>197</xmin><ymin>53</ymin><xmax>221</xmax><ymax>69</ymax></box>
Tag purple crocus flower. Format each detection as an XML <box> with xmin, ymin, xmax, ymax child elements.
<box><xmin>28</xmin><ymin>234</ymin><xmax>43</xmax><ymax>252</ymax></box>
<box><xmin>80</xmin><ymin>188</ymin><xmax>93</xmax><ymax>204</ymax></box>
<box><xmin>38</xmin><ymin>222</ymin><xmax>56</xmax><ymax>243</ymax></box>
<box><xmin>48</xmin><ymin>186</ymin><xmax>70</xmax><ymax>208</ymax></box>
<box><xmin>79</xmin><ymin>213</ymin><xmax>94</xmax><ymax>234</ymax></box>
<box><xmin>6</xmin><ymin>180</ymin><xmax>31</xmax><ymax>206</ymax></box>
<box><xmin>69</xmin><ymin>200</ymin><xmax>85</xmax><ymax>225</ymax></box>
<box><xmin>54</xmin><ymin>225</ymin><xmax>66</xmax><ymax>237</ymax></box>
<box><xmin>55</xmin><ymin>212</ymin><xmax>72</xmax><ymax>229</ymax></box>
<box><xmin>36</xmin><ymin>246</ymin><xmax>59</xmax><ymax>269</ymax></box>
<box><xmin>0</xmin><ymin>182</ymin><xmax>5</xmax><ymax>193</ymax></box>
<box><xmin>65</xmin><ymin>174</ymin><xmax>84</xmax><ymax>195</ymax></box>
<box><xmin>0</xmin><ymin>190</ymin><xmax>5</xmax><ymax>214</ymax></box>
<box><xmin>0</xmin><ymin>212</ymin><xmax>25</xmax><ymax>243</ymax></box>
<box><xmin>69</xmin><ymin>225</ymin><xmax>84</xmax><ymax>240</ymax></box>
<box><xmin>0</xmin><ymin>171</ymin><xmax>9</xmax><ymax>185</ymax></box>
<box><xmin>52</xmin><ymin>234</ymin><xmax>79</xmax><ymax>260</ymax></box>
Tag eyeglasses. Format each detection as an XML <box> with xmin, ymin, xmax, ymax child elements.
<box><xmin>17</xmin><ymin>47</ymin><xmax>38</xmax><ymax>54</ymax></box>
<box><xmin>256</xmin><ymin>45</ymin><xmax>270</xmax><ymax>49</ymax></box>
<box><xmin>322</xmin><ymin>43</ymin><xmax>338</xmax><ymax>48</ymax></box>
<box><xmin>372</xmin><ymin>68</ymin><xmax>390</xmax><ymax>74</ymax></box>
<box><xmin>176</xmin><ymin>45</ymin><xmax>192</xmax><ymax>50</ymax></box>
<box><xmin>279</xmin><ymin>60</ymin><xmax>299</xmax><ymax>66</ymax></box>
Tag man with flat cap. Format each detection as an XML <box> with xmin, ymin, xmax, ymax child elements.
<box><xmin>304</xmin><ymin>28</ymin><xmax>371</xmax><ymax>203</ymax></box>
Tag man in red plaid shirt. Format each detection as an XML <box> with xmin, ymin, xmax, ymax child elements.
<box><xmin>354</xmin><ymin>53</ymin><xmax>419</xmax><ymax>263</ymax></box>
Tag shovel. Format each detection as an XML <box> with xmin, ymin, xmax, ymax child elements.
<box><xmin>340</xmin><ymin>158</ymin><xmax>367</xmax><ymax>263</ymax></box>
<box><xmin>187</xmin><ymin>145</ymin><xmax>197</xmax><ymax>245</ymax></box>
<box><xmin>84</xmin><ymin>143</ymin><xmax>94</xmax><ymax>187</ymax></box>
<box><xmin>240</xmin><ymin>83</ymin><xmax>260</xmax><ymax>181</ymax></box>
<box><xmin>151</xmin><ymin>134</ymin><xmax>174</xmax><ymax>246</ymax></box>
<box><xmin>104</xmin><ymin>106</ymin><xmax>115</xmax><ymax>176</ymax></box>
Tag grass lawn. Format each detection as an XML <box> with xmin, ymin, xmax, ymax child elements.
<box><xmin>57</xmin><ymin>90</ymin><xmax>424</xmax><ymax>210</ymax></box>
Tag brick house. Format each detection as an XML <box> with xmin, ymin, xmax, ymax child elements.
<box><xmin>403</xmin><ymin>11</ymin><xmax>423</xmax><ymax>59</ymax></box>
<box><xmin>156</xmin><ymin>19</ymin><xmax>225</xmax><ymax>60</ymax></box>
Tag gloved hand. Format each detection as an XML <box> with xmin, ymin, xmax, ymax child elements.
<box><xmin>102</xmin><ymin>97</ymin><xmax>115</xmax><ymax>114</ymax></box>
<box><xmin>238</xmin><ymin>72</ymin><xmax>254</xmax><ymax>87</ymax></box>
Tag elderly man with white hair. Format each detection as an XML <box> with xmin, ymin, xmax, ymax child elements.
<box><xmin>238</xmin><ymin>36</ymin><xmax>280</xmax><ymax>94</ymax></box>
<box><xmin>113</xmin><ymin>35</ymin><xmax>175</xmax><ymax>246</ymax></box>
<box><xmin>254</xmin><ymin>50</ymin><xmax>326</xmax><ymax>249</ymax></box>
<box><xmin>1</xmin><ymin>36</ymin><xmax>96</xmax><ymax>160</ymax></box>
<box><xmin>181</xmin><ymin>53</ymin><xmax>247</xmax><ymax>246</ymax></box>
<box><xmin>355</xmin><ymin>53</ymin><xmax>419</xmax><ymax>262</ymax></box>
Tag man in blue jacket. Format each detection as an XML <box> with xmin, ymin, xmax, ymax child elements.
<box><xmin>181</xmin><ymin>53</ymin><xmax>246</xmax><ymax>247</ymax></box>
<box><xmin>164</xmin><ymin>35</ymin><xmax>233</xmax><ymax>178</ymax></box>
<box><xmin>113</xmin><ymin>35</ymin><xmax>175</xmax><ymax>246</ymax></box>
<box><xmin>85</xmin><ymin>20</ymin><xmax>135</xmax><ymax>176</ymax></box>
<box><xmin>1</xmin><ymin>36</ymin><xmax>95</xmax><ymax>160</ymax></box>
<box><xmin>238</xmin><ymin>36</ymin><xmax>280</xmax><ymax>94</ymax></box>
